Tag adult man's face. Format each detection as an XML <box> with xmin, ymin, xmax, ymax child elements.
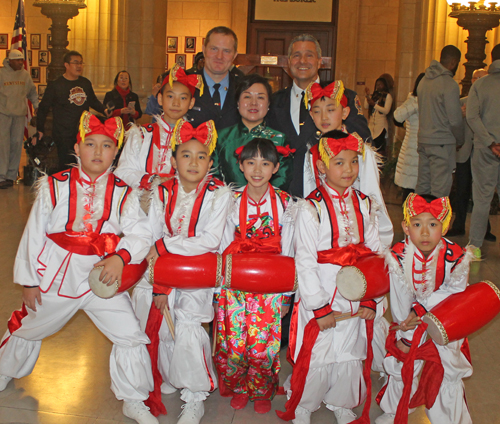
<box><xmin>9</xmin><ymin>59</ymin><xmax>24</xmax><ymax>71</ymax></box>
<box><xmin>288</xmin><ymin>41</ymin><xmax>322</xmax><ymax>89</ymax></box>
<box><xmin>202</xmin><ymin>33</ymin><xmax>237</xmax><ymax>82</ymax></box>
<box><xmin>64</xmin><ymin>55</ymin><xmax>84</xmax><ymax>80</ymax></box>
<box><xmin>472</xmin><ymin>69</ymin><xmax>487</xmax><ymax>84</ymax></box>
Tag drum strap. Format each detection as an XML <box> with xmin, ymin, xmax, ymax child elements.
<box><xmin>47</xmin><ymin>231</ymin><xmax>120</xmax><ymax>257</ymax></box>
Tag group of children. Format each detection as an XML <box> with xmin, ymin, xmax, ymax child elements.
<box><xmin>0</xmin><ymin>64</ymin><xmax>475</xmax><ymax>424</ymax></box>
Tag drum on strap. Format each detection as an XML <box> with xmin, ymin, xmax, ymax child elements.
<box><xmin>336</xmin><ymin>254</ymin><xmax>390</xmax><ymax>302</ymax></box>
<box><xmin>423</xmin><ymin>280</ymin><xmax>500</xmax><ymax>346</ymax></box>
<box><xmin>223</xmin><ymin>253</ymin><xmax>297</xmax><ymax>294</ymax></box>
<box><xmin>153</xmin><ymin>252</ymin><xmax>223</xmax><ymax>290</ymax></box>
<box><xmin>89</xmin><ymin>260</ymin><xmax>148</xmax><ymax>299</ymax></box>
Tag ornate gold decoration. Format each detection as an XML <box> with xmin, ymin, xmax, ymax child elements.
<box><xmin>224</xmin><ymin>254</ymin><xmax>232</xmax><ymax>289</ymax></box>
<box><xmin>293</xmin><ymin>267</ymin><xmax>299</xmax><ymax>292</ymax></box>
<box><xmin>215</xmin><ymin>253</ymin><xmax>223</xmax><ymax>288</ymax></box>
<box><xmin>148</xmin><ymin>258</ymin><xmax>155</xmax><ymax>286</ymax></box>
<box><xmin>424</xmin><ymin>312</ymin><xmax>449</xmax><ymax>345</ymax></box>
<box><xmin>484</xmin><ymin>280</ymin><xmax>500</xmax><ymax>301</ymax></box>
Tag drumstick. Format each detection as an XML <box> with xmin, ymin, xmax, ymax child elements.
<box><xmin>211</xmin><ymin>320</ymin><xmax>217</xmax><ymax>357</ymax></box>
<box><xmin>390</xmin><ymin>318</ymin><xmax>422</xmax><ymax>332</ymax></box>
<box><xmin>334</xmin><ymin>311</ymin><xmax>362</xmax><ymax>322</ymax></box>
<box><xmin>163</xmin><ymin>305</ymin><xmax>175</xmax><ymax>341</ymax></box>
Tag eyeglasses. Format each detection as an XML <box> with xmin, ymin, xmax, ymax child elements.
<box><xmin>69</xmin><ymin>61</ymin><xmax>84</xmax><ymax>65</ymax></box>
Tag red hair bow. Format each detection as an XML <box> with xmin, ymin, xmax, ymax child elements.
<box><xmin>77</xmin><ymin>111</ymin><xmax>124</xmax><ymax>148</ymax></box>
<box><xmin>163</xmin><ymin>64</ymin><xmax>204</xmax><ymax>96</ymax></box>
<box><xmin>319</xmin><ymin>132</ymin><xmax>364</xmax><ymax>168</ymax></box>
<box><xmin>172</xmin><ymin>119</ymin><xmax>217</xmax><ymax>155</ymax></box>
<box><xmin>306</xmin><ymin>80</ymin><xmax>348</xmax><ymax>107</ymax></box>
<box><xmin>403</xmin><ymin>193</ymin><xmax>452</xmax><ymax>234</ymax></box>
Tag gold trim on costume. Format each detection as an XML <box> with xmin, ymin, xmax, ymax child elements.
<box><xmin>215</xmin><ymin>253</ymin><xmax>223</xmax><ymax>288</ymax></box>
<box><xmin>148</xmin><ymin>258</ymin><xmax>155</xmax><ymax>286</ymax></box>
<box><xmin>224</xmin><ymin>254</ymin><xmax>232</xmax><ymax>289</ymax></box>
<box><xmin>425</xmin><ymin>311</ymin><xmax>449</xmax><ymax>345</ymax></box>
<box><xmin>484</xmin><ymin>280</ymin><xmax>500</xmax><ymax>301</ymax></box>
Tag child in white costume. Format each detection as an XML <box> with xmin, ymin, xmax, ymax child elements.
<box><xmin>145</xmin><ymin>119</ymin><xmax>232</xmax><ymax>424</ymax></box>
<box><xmin>279</xmin><ymin>130</ymin><xmax>384</xmax><ymax>424</ymax></box>
<box><xmin>115</xmin><ymin>64</ymin><xmax>201</xmax><ymax>333</ymax></box>
<box><xmin>375</xmin><ymin>193</ymin><xmax>474</xmax><ymax>424</ymax></box>
<box><xmin>0</xmin><ymin>112</ymin><xmax>157</xmax><ymax>424</ymax></box>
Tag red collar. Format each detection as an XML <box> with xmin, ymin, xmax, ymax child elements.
<box><xmin>115</xmin><ymin>85</ymin><xmax>130</xmax><ymax>96</ymax></box>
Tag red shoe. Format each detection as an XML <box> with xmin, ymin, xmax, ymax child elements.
<box><xmin>254</xmin><ymin>400</ymin><xmax>271</xmax><ymax>414</ymax></box>
<box><xmin>230</xmin><ymin>393</ymin><xmax>249</xmax><ymax>410</ymax></box>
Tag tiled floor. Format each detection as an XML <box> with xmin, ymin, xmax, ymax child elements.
<box><xmin>0</xmin><ymin>182</ymin><xmax>499</xmax><ymax>423</ymax></box>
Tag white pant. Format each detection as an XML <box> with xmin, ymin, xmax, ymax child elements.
<box><xmin>169</xmin><ymin>288</ymin><xmax>217</xmax><ymax>403</ymax></box>
<box><xmin>0</xmin><ymin>286</ymin><xmax>153</xmax><ymax>402</ymax></box>
<box><xmin>379</xmin><ymin>339</ymin><xmax>472</xmax><ymax>424</ymax></box>
<box><xmin>0</xmin><ymin>113</ymin><xmax>25</xmax><ymax>181</ymax></box>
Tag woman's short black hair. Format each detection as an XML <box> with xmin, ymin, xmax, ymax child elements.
<box><xmin>412</xmin><ymin>72</ymin><xmax>425</xmax><ymax>97</ymax></box>
<box><xmin>235</xmin><ymin>74</ymin><xmax>272</xmax><ymax>104</ymax></box>
<box><xmin>238</xmin><ymin>138</ymin><xmax>279</xmax><ymax>166</ymax></box>
<box><xmin>113</xmin><ymin>70</ymin><xmax>132</xmax><ymax>90</ymax></box>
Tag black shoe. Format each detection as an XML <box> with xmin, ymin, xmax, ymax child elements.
<box><xmin>484</xmin><ymin>232</ymin><xmax>496</xmax><ymax>242</ymax></box>
<box><xmin>446</xmin><ymin>228</ymin><xmax>465</xmax><ymax>237</ymax></box>
<box><xmin>0</xmin><ymin>180</ymin><xmax>13</xmax><ymax>189</ymax></box>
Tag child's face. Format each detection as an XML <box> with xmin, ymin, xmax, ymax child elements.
<box><xmin>239</xmin><ymin>153</ymin><xmax>279</xmax><ymax>191</ymax></box>
<box><xmin>316</xmin><ymin>149</ymin><xmax>359</xmax><ymax>194</ymax></box>
<box><xmin>402</xmin><ymin>212</ymin><xmax>443</xmax><ymax>257</ymax></box>
<box><xmin>170</xmin><ymin>139</ymin><xmax>213</xmax><ymax>192</ymax></box>
<box><xmin>310</xmin><ymin>97</ymin><xmax>350</xmax><ymax>133</ymax></box>
<box><xmin>74</xmin><ymin>134</ymin><xmax>118</xmax><ymax>181</ymax></box>
<box><xmin>158</xmin><ymin>81</ymin><xmax>195</xmax><ymax>125</ymax></box>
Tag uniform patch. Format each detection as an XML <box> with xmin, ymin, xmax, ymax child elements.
<box><xmin>68</xmin><ymin>86</ymin><xmax>87</xmax><ymax>106</ymax></box>
<box><xmin>354</xmin><ymin>95</ymin><xmax>363</xmax><ymax>115</ymax></box>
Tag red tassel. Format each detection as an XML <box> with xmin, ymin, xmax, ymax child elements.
<box><xmin>144</xmin><ymin>305</ymin><xmax>167</xmax><ymax>417</ymax></box>
<box><xmin>276</xmin><ymin>318</ymin><xmax>320</xmax><ymax>421</ymax></box>
<box><xmin>351</xmin><ymin>319</ymin><xmax>374</xmax><ymax>424</ymax></box>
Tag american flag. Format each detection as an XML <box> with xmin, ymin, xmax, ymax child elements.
<box><xmin>11</xmin><ymin>0</ymin><xmax>33</xmax><ymax>141</ymax></box>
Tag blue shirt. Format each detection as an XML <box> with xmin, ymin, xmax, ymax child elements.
<box><xmin>203</xmin><ymin>70</ymin><xmax>230</xmax><ymax>108</ymax></box>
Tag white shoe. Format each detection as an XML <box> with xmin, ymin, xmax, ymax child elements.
<box><xmin>375</xmin><ymin>413</ymin><xmax>396</xmax><ymax>424</ymax></box>
<box><xmin>161</xmin><ymin>381</ymin><xmax>177</xmax><ymax>395</ymax></box>
<box><xmin>0</xmin><ymin>375</ymin><xmax>12</xmax><ymax>391</ymax></box>
<box><xmin>292</xmin><ymin>405</ymin><xmax>311</xmax><ymax>424</ymax></box>
<box><xmin>334</xmin><ymin>408</ymin><xmax>357</xmax><ymax>424</ymax></box>
<box><xmin>123</xmin><ymin>401</ymin><xmax>159</xmax><ymax>424</ymax></box>
<box><xmin>177</xmin><ymin>401</ymin><xmax>204</xmax><ymax>424</ymax></box>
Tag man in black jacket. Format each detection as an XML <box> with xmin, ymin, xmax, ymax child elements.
<box><xmin>37</xmin><ymin>50</ymin><xmax>110</xmax><ymax>171</ymax></box>
<box><xmin>187</xmin><ymin>27</ymin><xmax>240</xmax><ymax>131</ymax></box>
<box><xmin>267</xmin><ymin>34</ymin><xmax>370</xmax><ymax>197</ymax></box>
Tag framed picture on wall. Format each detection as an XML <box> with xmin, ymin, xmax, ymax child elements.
<box><xmin>31</xmin><ymin>67</ymin><xmax>40</xmax><ymax>83</ymax></box>
<box><xmin>167</xmin><ymin>37</ymin><xmax>178</xmax><ymax>53</ymax></box>
<box><xmin>185</xmin><ymin>37</ymin><xmax>196</xmax><ymax>53</ymax></box>
<box><xmin>31</xmin><ymin>34</ymin><xmax>41</xmax><ymax>50</ymax></box>
<box><xmin>165</xmin><ymin>54</ymin><xmax>168</xmax><ymax>70</ymax></box>
<box><xmin>27</xmin><ymin>50</ymin><xmax>32</xmax><ymax>66</ymax></box>
<box><xmin>38</xmin><ymin>84</ymin><xmax>47</xmax><ymax>100</ymax></box>
<box><xmin>0</xmin><ymin>34</ymin><xmax>8</xmax><ymax>49</ymax></box>
<box><xmin>38</xmin><ymin>50</ymin><xmax>49</xmax><ymax>66</ymax></box>
<box><xmin>47</xmin><ymin>34</ymin><xmax>52</xmax><ymax>49</ymax></box>
<box><xmin>175</xmin><ymin>54</ymin><xmax>186</xmax><ymax>69</ymax></box>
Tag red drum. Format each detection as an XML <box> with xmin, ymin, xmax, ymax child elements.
<box><xmin>336</xmin><ymin>254</ymin><xmax>390</xmax><ymax>301</ymax></box>
<box><xmin>89</xmin><ymin>260</ymin><xmax>148</xmax><ymax>299</ymax></box>
<box><xmin>223</xmin><ymin>253</ymin><xmax>297</xmax><ymax>293</ymax></box>
<box><xmin>423</xmin><ymin>280</ymin><xmax>500</xmax><ymax>346</ymax></box>
<box><xmin>153</xmin><ymin>252</ymin><xmax>223</xmax><ymax>289</ymax></box>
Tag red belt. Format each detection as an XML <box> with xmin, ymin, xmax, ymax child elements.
<box><xmin>47</xmin><ymin>231</ymin><xmax>120</xmax><ymax>257</ymax></box>
<box><xmin>317</xmin><ymin>243</ymin><xmax>373</xmax><ymax>266</ymax></box>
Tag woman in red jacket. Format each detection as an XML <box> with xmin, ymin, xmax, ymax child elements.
<box><xmin>104</xmin><ymin>70</ymin><xmax>142</xmax><ymax>127</ymax></box>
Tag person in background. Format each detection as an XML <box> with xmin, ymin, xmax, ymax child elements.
<box><xmin>37</xmin><ymin>50</ymin><xmax>110</xmax><ymax>171</ymax></box>
<box><xmin>467</xmin><ymin>44</ymin><xmax>500</xmax><ymax>258</ymax></box>
<box><xmin>145</xmin><ymin>74</ymin><xmax>164</xmax><ymax>122</ymax></box>
<box><xmin>415</xmin><ymin>45</ymin><xmax>464</xmax><ymax>198</ymax></box>
<box><xmin>364</xmin><ymin>74</ymin><xmax>393</xmax><ymax>156</ymax></box>
<box><xmin>0</xmin><ymin>50</ymin><xmax>39</xmax><ymax>189</ymax></box>
<box><xmin>393</xmin><ymin>73</ymin><xmax>425</xmax><ymax>202</ymax></box>
<box><xmin>104</xmin><ymin>70</ymin><xmax>142</xmax><ymax>127</ymax></box>
<box><xmin>187</xmin><ymin>52</ymin><xmax>205</xmax><ymax>74</ymax></box>
<box><xmin>447</xmin><ymin>68</ymin><xmax>495</xmax><ymax>242</ymax></box>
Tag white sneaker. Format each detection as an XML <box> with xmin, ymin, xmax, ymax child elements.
<box><xmin>177</xmin><ymin>401</ymin><xmax>204</xmax><ymax>424</ymax></box>
<box><xmin>161</xmin><ymin>381</ymin><xmax>177</xmax><ymax>395</ymax></box>
<box><xmin>375</xmin><ymin>413</ymin><xmax>396</xmax><ymax>424</ymax></box>
<box><xmin>0</xmin><ymin>375</ymin><xmax>12</xmax><ymax>391</ymax></box>
<box><xmin>292</xmin><ymin>405</ymin><xmax>311</xmax><ymax>424</ymax></box>
<box><xmin>123</xmin><ymin>401</ymin><xmax>159</xmax><ymax>424</ymax></box>
<box><xmin>334</xmin><ymin>408</ymin><xmax>357</xmax><ymax>424</ymax></box>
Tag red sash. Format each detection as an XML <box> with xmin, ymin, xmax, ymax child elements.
<box><xmin>317</xmin><ymin>243</ymin><xmax>373</xmax><ymax>267</ymax></box>
<box><xmin>47</xmin><ymin>231</ymin><xmax>120</xmax><ymax>257</ymax></box>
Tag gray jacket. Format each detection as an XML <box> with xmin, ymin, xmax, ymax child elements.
<box><xmin>466</xmin><ymin>59</ymin><xmax>500</xmax><ymax>149</ymax></box>
<box><xmin>0</xmin><ymin>57</ymin><xmax>39</xmax><ymax>116</ymax></box>
<box><xmin>456</xmin><ymin>97</ymin><xmax>473</xmax><ymax>163</ymax></box>
<box><xmin>417</xmin><ymin>60</ymin><xmax>464</xmax><ymax>146</ymax></box>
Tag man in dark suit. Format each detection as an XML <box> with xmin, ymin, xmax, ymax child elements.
<box><xmin>187</xmin><ymin>26</ymin><xmax>241</xmax><ymax>131</ymax></box>
<box><xmin>267</xmin><ymin>34</ymin><xmax>370</xmax><ymax>197</ymax></box>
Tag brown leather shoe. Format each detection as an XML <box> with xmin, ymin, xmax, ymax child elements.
<box><xmin>0</xmin><ymin>180</ymin><xmax>13</xmax><ymax>189</ymax></box>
